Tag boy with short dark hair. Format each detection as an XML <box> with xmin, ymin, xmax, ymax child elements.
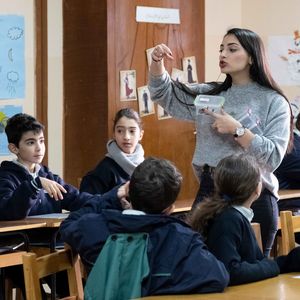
<box><xmin>60</xmin><ymin>157</ymin><xmax>229</xmax><ymax>297</ymax></box>
<box><xmin>0</xmin><ymin>113</ymin><xmax>96</xmax><ymax>221</ymax></box>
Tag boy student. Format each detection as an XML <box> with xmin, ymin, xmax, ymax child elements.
<box><xmin>60</xmin><ymin>157</ymin><xmax>229</xmax><ymax>297</ymax></box>
<box><xmin>0</xmin><ymin>113</ymin><xmax>99</xmax><ymax>221</ymax></box>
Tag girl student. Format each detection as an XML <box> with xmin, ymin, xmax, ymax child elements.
<box><xmin>189</xmin><ymin>154</ymin><xmax>300</xmax><ymax>285</ymax></box>
<box><xmin>80</xmin><ymin>108</ymin><xmax>144</xmax><ymax>194</ymax></box>
<box><xmin>148</xmin><ymin>28</ymin><xmax>293</xmax><ymax>256</ymax></box>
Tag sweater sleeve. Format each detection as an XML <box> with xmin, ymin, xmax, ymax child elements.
<box><xmin>207</xmin><ymin>216</ymin><xmax>279</xmax><ymax>285</ymax></box>
<box><xmin>148</xmin><ymin>72</ymin><xmax>211</xmax><ymax>122</ymax></box>
<box><xmin>59</xmin><ymin>188</ymin><xmax>121</xmax><ymax>253</ymax></box>
<box><xmin>248</xmin><ymin>95</ymin><xmax>290</xmax><ymax>171</ymax></box>
<box><xmin>0</xmin><ymin>174</ymin><xmax>41</xmax><ymax>220</ymax></box>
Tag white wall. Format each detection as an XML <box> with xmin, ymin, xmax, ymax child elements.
<box><xmin>0</xmin><ymin>0</ymin><xmax>35</xmax><ymax>161</ymax></box>
<box><xmin>47</xmin><ymin>0</ymin><xmax>63</xmax><ymax>175</ymax></box>
<box><xmin>205</xmin><ymin>0</ymin><xmax>300</xmax><ymax>100</ymax></box>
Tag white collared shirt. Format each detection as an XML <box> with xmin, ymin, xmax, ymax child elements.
<box><xmin>232</xmin><ymin>205</ymin><xmax>254</xmax><ymax>223</ymax></box>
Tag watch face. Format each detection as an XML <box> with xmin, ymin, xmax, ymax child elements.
<box><xmin>235</xmin><ymin>127</ymin><xmax>245</xmax><ymax>137</ymax></box>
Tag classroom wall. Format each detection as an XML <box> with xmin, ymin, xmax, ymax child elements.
<box><xmin>0</xmin><ymin>0</ymin><xmax>35</xmax><ymax>161</ymax></box>
<box><xmin>47</xmin><ymin>0</ymin><xmax>63</xmax><ymax>175</ymax></box>
<box><xmin>1</xmin><ymin>1</ymin><xmax>300</xmax><ymax>178</ymax></box>
<box><xmin>205</xmin><ymin>0</ymin><xmax>300</xmax><ymax>100</ymax></box>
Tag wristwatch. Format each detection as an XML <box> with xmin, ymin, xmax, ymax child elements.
<box><xmin>234</xmin><ymin>126</ymin><xmax>246</xmax><ymax>138</ymax></box>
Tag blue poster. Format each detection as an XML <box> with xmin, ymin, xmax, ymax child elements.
<box><xmin>0</xmin><ymin>105</ymin><xmax>22</xmax><ymax>155</ymax></box>
<box><xmin>0</xmin><ymin>15</ymin><xmax>25</xmax><ymax>99</ymax></box>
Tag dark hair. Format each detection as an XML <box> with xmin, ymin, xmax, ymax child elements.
<box><xmin>189</xmin><ymin>154</ymin><xmax>261</xmax><ymax>238</ymax></box>
<box><xmin>113</xmin><ymin>108</ymin><xmax>142</xmax><ymax>130</ymax></box>
<box><xmin>5</xmin><ymin>113</ymin><xmax>44</xmax><ymax>147</ymax></box>
<box><xmin>129</xmin><ymin>157</ymin><xmax>182</xmax><ymax>214</ymax></box>
<box><xmin>172</xmin><ymin>28</ymin><xmax>293</xmax><ymax>152</ymax></box>
<box><xmin>296</xmin><ymin>113</ymin><xmax>300</xmax><ymax>132</ymax></box>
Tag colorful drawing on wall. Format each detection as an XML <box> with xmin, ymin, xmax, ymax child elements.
<box><xmin>171</xmin><ymin>68</ymin><xmax>186</xmax><ymax>83</ymax></box>
<box><xmin>268</xmin><ymin>30</ymin><xmax>300</xmax><ymax>85</ymax></box>
<box><xmin>182</xmin><ymin>56</ymin><xmax>198</xmax><ymax>84</ymax></box>
<box><xmin>146</xmin><ymin>47</ymin><xmax>155</xmax><ymax>69</ymax></box>
<box><xmin>120</xmin><ymin>70</ymin><xmax>137</xmax><ymax>101</ymax></box>
<box><xmin>0</xmin><ymin>105</ymin><xmax>22</xmax><ymax>155</ymax></box>
<box><xmin>157</xmin><ymin>104</ymin><xmax>171</xmax><ymax>120</ymax></box>
<box><xmin>137</xmin><ymin>86</ymin><xmax>155</xmax><ymax>117</ymax></box>
<box><xmin>0</xmin><ymin>15</ymin><xmax>25</xmax><ymax>99</ymax></box>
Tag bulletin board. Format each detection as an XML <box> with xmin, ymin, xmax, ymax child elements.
<box><xmin>63</xmin><ymin>0</ymin><xmax>205</xmax><ymax>203</ymax></box>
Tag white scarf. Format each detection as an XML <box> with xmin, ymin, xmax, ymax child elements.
<box><xmin>106</xmin><ymin>139</ymin><xmax>144</xmax><ymax>176</ymax></box>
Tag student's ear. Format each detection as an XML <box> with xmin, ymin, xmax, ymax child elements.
<box><xmin>254</xmin><ymin>181</ymin><xmax>263</xmax><ymax>200</ymax></box>
<box><xmin>8</xmin><ymin>143</ymin><xmax>19</xmax><ymax>155</ymax></box>
<box><xmin>139</xmin><ymin>129</ymin><xmax>144</xmax><ymax>141</ymax></box>
<box><xmin>162</xmin><ymin>204</ymin><xmax>175</xmax><ymax>215</ymax></box>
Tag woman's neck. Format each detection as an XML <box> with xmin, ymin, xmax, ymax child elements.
<box><xmin>231</xmin><ymin>72</ymin><xmax>253</xmax><ymax>86</ymax></box>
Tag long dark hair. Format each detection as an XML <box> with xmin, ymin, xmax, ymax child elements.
<box><xmin>189</xmin><ymin>154</ymin><xmax>261</xmax><ymax>238</ymax></box>
<box><xmin>173</xmin><ymin>28</ymin><xmax>293</xmax><ymax>152</ymax></box>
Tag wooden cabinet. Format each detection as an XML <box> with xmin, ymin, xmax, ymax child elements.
<box><xmin>63</xmin><ymin>0</ymin><xmax>204</xmax><ymax>203</ymax></box>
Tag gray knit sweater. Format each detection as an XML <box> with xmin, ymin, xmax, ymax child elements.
<box><xmin>148</xmin><ymin>72</ymin><xmax>290</xmax><ymax>196</ymax></box>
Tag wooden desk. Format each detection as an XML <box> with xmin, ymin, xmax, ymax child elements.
<box><xmin>173</xmin><ymin>189</ymin><xmax>300</xmax><ymax>214</ymax></box>
<box><xmin>174</xmin><ymin>199</ymin><xmax>193</xmax><ymax>213</ymax></box>
<box><xmin>278</xmin><ymin>189</ymin><xmax>300</xmax><ymax>200</ymax></box>
<box><xmin>138</xmin><ymin>273</ymin><xmax>300</xmax><ymax>300</ymax></box>
<box><xmin>0</xmin><ymin>219</ymin><xmax>47</xmax><ymax>233</ymax></box>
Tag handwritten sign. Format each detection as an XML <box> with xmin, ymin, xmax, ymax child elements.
<box><xmin>136</xmin><ymin>6</ymin><xmax>180</xmax><ymax>24</ymax></box>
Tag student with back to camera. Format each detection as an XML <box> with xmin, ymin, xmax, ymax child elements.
<box><xmin>148</xmin><ymin>27</ymin><xmax>293</xmax><ymax>256</ymax></box>
<box><xmin>80</xmin><ymin>108</ymin><xmax>144</xmax><ymax>194</ymax></box>
<box><xmin>189</xmin><ymin>154</ymin><xmax>300</xmax><ymax>286</ymax></box>
<box><xmin>60</xmin><ymin>157</ymin><xmax>229</xmax><ymax>298</ymax></box>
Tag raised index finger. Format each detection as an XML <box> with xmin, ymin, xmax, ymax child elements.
<box><xmin>203</xmin><ymin>108</ymin><xmax>220</xmax><ymax>119</ymax></box>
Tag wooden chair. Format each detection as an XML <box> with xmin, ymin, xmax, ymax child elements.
<box><xmin>22</xmin><ymin>248</ymin><xmax>84</xmax><ymax>300</ymax></box>
<box><xmin>279</xmin><ymin>210</ymin><xmax>300</xmax><ymax>255</ymax></box>
<box><xmin>0</xmin><ymin>251</ymin><xmax>27</xmax><ymax>300</ymax></box>
<box><xmin>251</xmin><ymin>222</ymin><xmax>263</xmax><ymax>252</ymax></box>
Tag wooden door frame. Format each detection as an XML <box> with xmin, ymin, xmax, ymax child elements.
<box><xmin>35</xmin><ymin>0</ymin><xmax>48</xmax><ymax>165</ymax></box>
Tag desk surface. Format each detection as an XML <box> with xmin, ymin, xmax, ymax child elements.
<box><xmin>174</xmin><ymin>189</ymin><xmax>300</xmax><ymax>213</ymax></box>
<box><xmin>139</xmin><ymin>273</ymin><xmax>300</xmax><ymax>300</ymax></box>
<box><xmin>278</xmin><ymin>189</ymin><xmax>300</xmax><ymax>200</ymax></box>
<box><xmin>0</xmin><ymin>213</ymin><xmax>68</xmax><ymax>232</ymax></box>
<box><xmin>0</xmin><ymin>219</ymin><xmax>47</xmax><ymax>233</ymax></box>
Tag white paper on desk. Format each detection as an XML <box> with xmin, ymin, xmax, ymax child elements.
<box><xmin>27</xmin><ymin>213</ymin><xmax>69</xmax><ymax>219</ymax></box>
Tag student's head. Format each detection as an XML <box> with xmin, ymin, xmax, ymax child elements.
<box><xmin>113</xmin><ymin>108</ymin><xmax>144</xmax><ymax>154</ymax></box>
<box><xmin>189</xmin><ymin>154</ymin><xmax>261</xmax><ymax>237</ymax></box>
<box><xmin>129</xmin><ymin>157</ymin><xmax>182</xmax><ymax>214</ymax></box>
<box><xmin>5</xmin><ymin>113</ymin><xmax>45</xmax><ymax>169</ymax></box>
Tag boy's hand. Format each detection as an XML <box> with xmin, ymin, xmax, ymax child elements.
<box><xmin>39</xmin><ymin>177</ymin><xmax>67</xmax><ymax>200</ymax></box>
<box><xmin>117</xmin><ymin>182</ymin><xmax>131</xmax><ymax>210</ymax></box>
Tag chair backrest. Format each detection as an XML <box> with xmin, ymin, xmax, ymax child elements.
<box><xmin>251</xmin><ymin>222</ymin><xmax>263</xmax><ymax>252</ymax></box>
<box><xmin>280</xmin><ymin>210</ymin><xmax>300</xmax><ymax>255</ymax></box>
<box><xmin>22</xmin><ymin>248</ymin><xmax>84</xmax><ymax>300</ymax></box>
<box><xmin>84</xmin><ymin>232</ymin><xmax>150</xmax><ymax>300</ymax></box>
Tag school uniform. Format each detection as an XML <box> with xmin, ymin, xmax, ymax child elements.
<box><xmin>80</xmin><ymin>140</ymin><xmax>144</xmax><ymax>194</ymax></box>
<box><xmin>79</xmin><ymin>157</ymin><xmax>130</xmax><ymax>194</ymax></box>
<box><xmin>60</xmin><ymin>192</ymin><xmax>229</xmax><ymax>296</ymax></box>
<box><xmin>0</xmin><ymin>160</ymin><xmax>96</xmax><ymax>220</ymax></box>
<box><xmin>206</xmin><ymin>207</ymin><xmax>280</xmax><ymax>285</ymax></box>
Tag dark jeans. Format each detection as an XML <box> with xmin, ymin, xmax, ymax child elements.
<box><xmin>193</xmin><ymin>169</ymin><xmax>278</xmax><ymax>257</ymax></box>
<box><xmin>251</xmin><ymin>189</ymin><xmax>278</xmax><ymax>257</ymax></box>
